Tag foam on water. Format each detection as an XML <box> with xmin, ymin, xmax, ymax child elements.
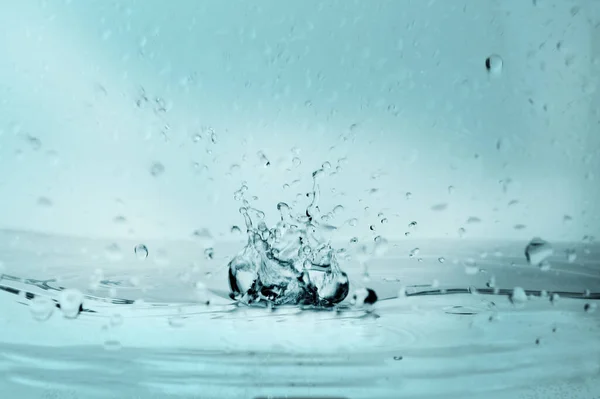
<box><xmin>227</xmin><ymin>168</ymin><xmax>350</xmax><ymax>307</ymax></box>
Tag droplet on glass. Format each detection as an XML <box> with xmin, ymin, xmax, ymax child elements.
<box><xmin>105</xmin><ymin>243</ymin><xmax>123</xmax><ymax>262</ymax></box>
<box><xmin>150</xmin><ymin>161</ymin><xmax>165</xmax><ymax>177</ymax></box>
<box><xmin>347</xmin><ymin>218</ymin><xmax>358</xmax><ymax>226</ymax></box>
<box><xmin>409</xmin><ymin>248</ymin><xmax>420</xmax><ymax>258</ymax></box>
<box><xmin>58</xmin><ymin>289</ymin><xmax>84</xmax><ymax>319</ymax></box>
<box><xmin>231</xmin><ymin>225</ymin><xmax>242</xmax><ymax>235</ymax></box>
<box><xmin>514</xmin><ymin>224</ymin><xmax>526</xmax><ymax>230</ymax></box>
<box><xmin>292</xmin><ymin>157</ymin><xmax>301</xmax><ymax>167</ymax></box>
<box><xmin>380</xmin><ymin>218</ymin><xmax>388</xmax><ymax>224</ymax></box>
<box><xmin>405</xmin><ymin>192</ymin><xmax>412</xmax><ymax>200</ymax></box>
<box><xmin>524</xmin><ymin>237</ymin><xmax>553</xmax><ymax>266</ymax></box>
<box><xmin>438</xmin><ymin>257</ymin><xmax>445</xmax><ymax>263</ymax></box>
<box><xmin>134</xmin><ymin>244</ymin><xmax>148</xmax><ymax>260</ymax></box>
<box><xmin>431</xmin><ymin>203</ymin><xmax>448</xmax><ymax>211</ymax></box>
<box><xmin>448</xmin><ymin>186</ymin><xmax>455</xmax><ymax>194</ymax></box>
<box><xmin>204</xmin><ymin>247</ymin><xmax>215</xmax><ymax>260</ymax></box>
<box><xmin>103</xmin><ymin>339</ymin><xmax>122</xmax><ymax>351</ymax></box>
<box><xmin>408</xmin><ymin>221</ymin><xmax>417</xmax><ymax>229</ymax></box>
<box><xmin>510</xmin><ymin>287</ymin><xmax>527</xmax><ymax>305</ymax></box>
<box><xmin>373</xmin><ymin>236</ymin><xmax>389</xmax><ymax>257</ymax></box>
<box><xmin>30</xmin><ymin>296</ymin><xmax>55</xmax><ymax>321</ymax></box>
<box><xmin>369</xmin><ymin>225</ymin><xmax>376</xmax><ymax>231</ymax></box>
<box><xmin>393</xmin><ymin>356</ymin><xmax>403</xmax><ymax>361</ymax></box>
<box><xmin>466</xmin><ymin>216</ymin><xmax>481</xmax><ymax>224</ymax></box>
<box><xmin>485</xmin><ymin>54</ymin><xmax>503</xmax><ymax>75</ymax></box>
<box><xmin>458</xmin><ymin>228</ymin><xmax>466</xmax><ymax>238</ymax></box>
<box><xmin>333</xmin><ymin>205</ymin><xmax>344</xmax><ymax>215</ymax></box>
<box><xmin>584</xmin><ymin>303</ymin><xmax>597</xmax><ymax>313</ymax></box>
<box><xmin>37</xmin><ymin>196</ymin><xmax>53</xmax><ymax>207</ymax></box>
<box><xmin>565</xmin><ymin>249</ymin><xmax>577</xmax><ymax>263</ymax></box>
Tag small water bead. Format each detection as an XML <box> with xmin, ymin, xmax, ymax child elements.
<box><xmin>59</xmin><ymin>289</ymin><xmax>84</xmax><ymax>319</ymax></box>
<box><xmin>431</xmin><ymin>203</ymin><xmax>448</xmax><ymax>211</ymax></box>
<box><xmin>292</xmin><ymin>157</ymin><xmax>301</xmax><ymax>167</ymax></box>
<box><xmin>448</xmin><ymin>186</ymin><xmax>455</xmax><ymax>194</ymax></box>
<box><xmin>231</xmin><ymin>225</ymin><xmax>242</xmax><ymax>235</ymax></box>
<box><xmin>373</xmin><ymin>236</ymin><xmax>389</xmax><ymax>257</ymax></box>
<box><xmin>322</xmin><ymin>161</ymin><xmax>331</xmax><ymax>170</ymax></box>
<box><xmin>204</xmin><ymin>248</ymin><xmax>215</xmax><ymax>260</ymax></box>
<box><xmin>408</xmin><ymin>221</ymin><xmax>417</xmax><ymax>229</ymax></box>
<box><xmin>565</xmin><ymin>249</ymin><xmax>577</xmax><ymax>263</ymax></box>
<box><xmin>369</xmin><ymin>225</ymin><xmax>376</xmax><ymax>231</ymax></box>
<box><xmin>210</xmin><ymin>131</ymin><xmax>217</xmax><ymax>144</ymax></box>
<box><xmin>149</xmin><ymin>161</ymin><xmax>165</xmax><ymax>177</ymax></box>
<box><xmin>584</xmin><ymin>303</ymin><xmax>597</xmax><ymax>313</ymax></box>
<box><xmin>405</xmin><ymin>232</ymin><xmax>410</xmax><ymax>237</ymax></box>
<box><xmin>438</xmin><ymin>257</ymin><xmax>445</xmax><ymax>263</ymax></box>
<box><xmin>485</xmin><ymin>54</ymin><xmax>504</xmax><ymax>75</ymax></box>
<box><xmin>105</xmin><ymin>243</ymin><xmax>123</xmax><ymax>262</ymax></box>
<box><xmin>257</xmin><ymin>151</ymin><xmax>271</xmax><ymax>167</ymax></box>
<box><xmin>30</xmin><ymin>296</ymin><xmax>55</xmax><ymax>321</ymax></box>
<box><xmin>333</xmin><ymin>205</ymin><xmax>344</xmax><ymax>215</ymax></box>
<box><xmin>510</xmin><ymin>287</ymin><xmax>527</xmax><ymax>304</ymax></box>
<box><xmin>409</xmin><ymin>248</ymin><xmax>420</xmax><ymax>258</ymax></box>
<box><xmin>103</xmin><ymin>339</ymin><xmax>122</xmax><ymax>351</ymax></box>
<box><xmin>348</xmin><ymin>218</ymin><xmax>358</xmax><ymax>226</ymax></box>
<box><xmin>458</xmin><ymin>228</ymin><xmax>466</xmax><ymax>238</ymax></box>
<box><xmin>524</xmin><ymin>237</ymin><xmax>553</xmax><ymax>266</ymax></box>
<box><xmin>134</xmin><ymin>244</ymin><xmax>148</xmax><ymax>260</ymax></box>
<box><xmin>192</xmin><ymin>133</ymin><xmax>202</xmax><ymax>142</ymax></box>
<box><xmin>349</xmin><ymin>237</ymin><xmax>359</xmax><ymax>244</ymax></box>
<box><xmin>393</xmin><ymin>356</ymin><xmax>403</xmax><ymax>361</ymax></box>
<box><xmin>405</xmin><ymin>192</ymin><xmax>412</xmax><ymax>200</ymax></box>
<box><xmin>380</xmin><ymin>218</ymin><xmax>388</xmax><ymax>224</ymax></box>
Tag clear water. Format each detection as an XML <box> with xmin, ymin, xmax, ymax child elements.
<box><xmin>1</xmin><ymin>1</ymin><xmax>600</xmax><ymax>398</ymax></box>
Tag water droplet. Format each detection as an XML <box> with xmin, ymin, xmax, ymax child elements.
<box><xmin>192</xmin><ymin>133</ymin><xmax>202</xmax><ymax>143</ymax></box>
<box><xmin>110</xmin><ymin>313</ymin><xmax>124</xmax><ymax>327</ymax></box>
<box><xmin>513</xmin><ymin>224</ymin><xmax>526</xmax><ymax>230</ymax></box>
<box><xmin>565</xmin><ymin>249</ymin><xmax>577</xmax><ymax>263</ymax></box>
<box><xmin>431</xmin><ymin>203</ymin><xmax>448</xmax><ymax>211</ymax></box>
<box><xmin>563</xmin><ymin>215</ymin><xmax>573</xmax><ymax>224</ymax></box>
<box><xmin>103</xmin><ymin>339</ymin><xmax>122</xmax><ymax>351</ymax></box>
<box><xmin>292</xmin><ymin>157</ymin><xmax>301</xmax><ymax>167</ymax></box>
<box><xmin>373</xmin><ymin>236</ymin><xmax>389</xmax><ymax>257</ymax></box>
<box><xmin>584</xmin><ymin>303</ymin><xmax>597</xmax><ymax>313</ymax></box>
<box><xmin>204</xmin><ymin>248</ymin><xmax>215</xmax><ymax>260</ymax></box>
<box><xmin>30</xmin><ymin>296</ymin><xmax>55</xmax><ymax>321</ymax></box>
<box><xmin>37</xmin><ymin>196</ymin><xmax>53</xmax><ymax>207</ymax></box>
<box><xmin>258</xmin><ymin>151</ymin><xmax>270</xmax><ymax>167</ymax></box>
<box><xmin>105</xmin><ymin>243</ymin><xmax>123</xmax><ymax>262</ymax></box>
<box><xmin>350</xmin><ymin>237</ymin><xmax>358</xmax><ymax>244</ymax></box>
<box><xmin>486</xmin><ymin>276</ymin><xmax>496</xmax><ymax>288</ymax></box>
<box><xmin>352</xmin><ymin>288</ymin><xmax>378</xmax><ymax>306</ymax></box>
<box><xmin>322</xmin><ymin>161</ymin><xmax>331</xmax><ymax>170</ymax></box>
<box><xmin>210</xmin><ymin>132</ymin><xmax>217</xmax><ymax>144</ymax></box>
<box><xmin>510</xmin><ymin>287</ymin><xmax>527</xmax><ymax>304</ymax></box>
<box><xmin>231</xmin><ymin>225</ymin><xmax>242</xmax><ymax>235</ymax></box>
<box><xmin>347</xmin><ymin>218</ymin><xmax>358</xmax><ymax>226</ymax></box>
<box><xmin>404</xmin><ymin>232</ymin><xmax>410</xmax><ymax>237</ymax></box>
<box><xmin>408</xmin><ymin>221</ymin><xmax>417</xmax><ymax>229</ymax></box>
<box><xmin>466</xmin><ymin>216</ymin><xmax>481</xmax><ymax>224</ymax></box>
<box><xmin>150</xmin><ymin>161</ymin><xmax>165</xmax><ymax>177</ymax></box>
<box><xmin>409</xmin><ymin>248</ymin><xmax>420</xmax><ymax>257</ymax></box>
<box><xmin>524</xmin><ymin>237</ymin><xmax>553</xmax><ymax>266</ymax></box>
<box><xmin>58</xmin><ymin>289</ymin><xmax>84</xmax><ymax>319</ymax></box>
<box><xmin>333</xmin><ymin>205</ymin><xmax>344</xmax><ymax>215</ymax></box>
<box><xmin>448</xmin><ymin>186</ymin><xmax>455</xmax><ymax>194</ymax></box>
<box><xmin>438</xmin><ymin>257</ymin><xmax>445</xmax><ymax>263</ymax></box>
<box><xmin>458</xmin><ymin>228</ymin><xmax>466</xmax><ymax>238</ymax></box>
<box><xmin>380</xmin><ymin>218</ymin><xmax>388</xmax><ymax>224</ymax></box>
<box><xmin>369</xmin><ymin>225</ymin><xmax>376</xmax><ymax>231</ymax></box>
<box><xmin>405</xmin><ymin>192</ymin><xmax>412</xmax><ymax>200</ymax></box>
<box><xmin>134</xmin><ymin>244</ymin><xmax>148</xmax><ymax>260</ymax></box>
<box><xmin>550</xmin><ymin>293</ymin><xmax>560</xmax><ymax>304</ymax></box>
<box><xmin>485</xmin><ymin>54</ymin><xmax>503</xmax><ymax>75</ymax></box>
<box><xmin>393</xmin><ymin>356</ymin><xmax>403</xmax><ymax>361</ymax></box>
<box><xmin>464</xmin><ymin>259</ymin><xmax>479</xmax><ymax>275</ymax></box>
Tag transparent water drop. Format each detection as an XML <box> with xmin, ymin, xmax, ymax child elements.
<box><xmin>352</xmin><ymin>288</ymin><xmax>378</xmax><ymax>306</ymax></box>
<box><xmin>333</xmin><ymin>205</ymin><xmax>344</xmax><ymax>215</ymax></box>
<box><xmin>204</xmin><ymin>248</ymin><xmax>215</xmax><ymax>260</ymax></box>
<box><xmin>409</xmin><ymin>248</ymin><xmax>420</xmax><ymax>258</ymax></box>
<box><xmin>231</xmin><ymin>225</ymin><xmax>242</xmax><ymax>235</ymax></box>
<box><xmin>348</xmin><ymin>218</ymin><xmax>358</xmax><ymax>226</ymax></box>
<box><xmin>431</xmin><ymin>203</ymin><xmax>448</xmax><ymax>211</ymax></box>
<box><xmin>485</xmin><ymin>54</ymin><xmax>503</xmax><ymax>75</ymax></box>
<box><xmin>405</xmin><ymin>192</ymin><xmax>412</xmax><ymax>200</ymax></box>
<box><xmin>37</xmin><ymin>196</ymin><xmax>53</xmax><ymax>207</ymax></box>
<box><xmin>292</xmin><ymin>157</ymin><xmax>301</xmax><ymax>167</ymax></box>
<box><xmin>393</xmin><ymin>356</ymin><xmax>403</xmax><ymax>361</ymax></box>
<box><xmin>210</xmin><ymin>131</ymin><xmax>217</xmax><ymax>144</ymax></box>
<box><xmin>486</xmin><ymin>276</ymin><xmax>496</xmax><ymax>288</ymax></box>
<box><xmin>134</xmin><ymin>244</ymin><xmax>148</xmax><ymax>260</ymax></box>
<box><xmin>565</xmin><ymin>249</ymin><xmax>577</xmax><ymax>263</ymax></box>
<box><xmin>192</xmin><ymin>228</ymin><xmax>214</xmax><ymax>247</ymax></box>
<box><xmin>438</xmin><ymin>257</ymin><xmax>445</xmax><ymax>263</ymax></box>
<box><xmin>524</xmin><ymin>237</ymin><xmax>553</xmax><ymax>266</ymax></box>
<box><xmin>149</xmin><ymin>161</ymin><xmax>165</xmax><ymax>177</ymax></box>
<box><xmin>103</xmin><ymin>339</ymin><xmax>122</xmax><ymax>351</ymax></box>
<box><xmin>322</xmin><ymin>161</ymin><xmax>331</xmax><ymax>170</ymax></box>
<box><xmin>404</xmin><ymin>232</ymin><xmax>410</xmax><ymax>237</ymax></box>
<box><xmin>58</xmin><ymin>289</ymin><xmax>84</xmax><ymax>319</ymax></box>
<box><xmin>458</xmin><ymin>227</ymin><xmax>466</xmax><ymax>238</ymax></box>
<box><xmin>373</xmin><ymin>236</ymin><xmax>389</xmax><ymax>257</ymax></box>
<box><xmin>510</xmin><ymin>287</ymin><xmax>527</xmax><ymax>304</ymax></box>
<box><xmin>448</xmin><ymin>186</ymin><xmax>455</xmax><ymax>194</ymax></box>
<box><xmin>349</xmin><ymin>237</ymin><xmax>358</xmax><ymax>244</ymax></box>
<box><xmin>105</xmin><ymin>243</ymin><xmax>123</xmax><ymax>262</ymax></box>
<box><xmin>514</xmin><ymin>224</ymin><xmax>526</xmax><ymax>230</ymax></box>
<box><xmin>258</xmin><ymin>151</ymin><xmax>270</xmax><ymax>167</ymax></box>
<box><xmin>192</xmin><ymin>133</ymin><xmax>202</xmax><ymax>143</ymax></box>
<box><xmin>369</xmin><ymin>225</ymin><xmax>376</xmax><ymax>231</ymax></box>
<box><xmin>30</xmin><ymin>296</ymin><xmax>55</xmax><ymax>321</ymax></box>
<box><xmin>550</xmin><ymin>293</ymin><xmax>560</xmax><ymax>304</ymax></box>
<box><xmin>408</xmin><ymin>221</ymin><xmax>417</xmax><ymax>229</ymax></box>
<box><xmin>110</xmin><ymin>313</ymin><xmax>124</xmax><ymax>327</ymax></box>
<box><xmin>466</xmin><ymin>216</ymin><xmax>481</xmax><ymax>224</ymax></box>
<box><xmin>584</xmin><ymin>303</ymin><xmax>597</xmax><ymax>313</ymax></box>
<box><xmin>380</xmin><ymin>218</ymin><xmax>388</xmax><ymax>224</ymax></box>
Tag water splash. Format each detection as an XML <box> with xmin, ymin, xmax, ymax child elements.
<box><xmin>227</xmin><ymin>168</ymin><xmax>350</xmax><ymax>307</ymax></box>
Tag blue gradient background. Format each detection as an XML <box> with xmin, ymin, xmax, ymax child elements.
<box><xmin>0</xmin><ymin>0</ymin><xmax>598</xmax><ymax>243</ymax></box>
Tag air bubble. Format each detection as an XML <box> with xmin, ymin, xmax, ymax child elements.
<box><xmin>134</xmin><ymin>244</ymin><xmax>148</xmax><ymax>260</ymax></box>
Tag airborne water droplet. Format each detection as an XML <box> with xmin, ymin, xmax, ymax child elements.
<box><xmin>134</xmin><ymin>244</ymin><xmax>148</xmax><ymax>260</ymax></box>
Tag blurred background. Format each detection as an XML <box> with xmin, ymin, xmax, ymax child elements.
<box><xmin>0</xmin><ymin>0</ymin><xmax>598</xmax><ymax>244</ymax></box>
